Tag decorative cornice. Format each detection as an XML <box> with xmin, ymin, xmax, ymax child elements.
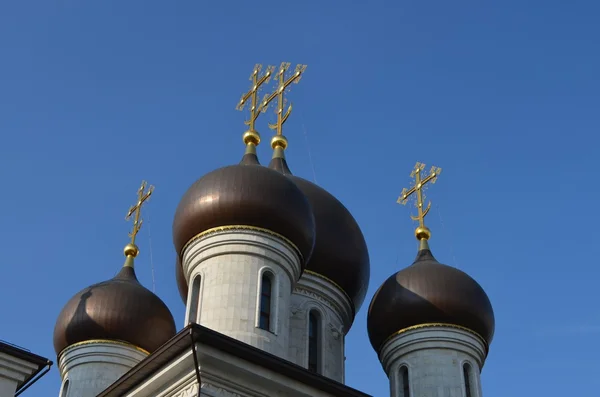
<box><xmin>182</xmin><ymin>225</ymin><xmax>301</xmax><ymax>261</ymax></box>
<box><xmin>58</xmin><ymin>339</ymin><xmax>147</xmax><ymax>379</ymax></box>
<box><xmin>293</xmin><ymin>271</ymin><xmax>353</xmax><ymax>331</ymax></box>
<box><xmin>58</xmin><ymin>339</ymin><xmax>149</xmax><ymax>359</ymax></box>
<box><xmin>182</xmin><ymin>226</ymin><xmax>302</xmax><ymax>287</ymax></box>
<box><xmin>201</xmin><ymin>382</ymin><xmax>244</xmax><ymax>397</ymax></box>
<box><xmin>382</xmin><ymin>323</ymin><xmax>487</xmax><ymax>350</ymax></box>
<box><xmin>304</xmin><ymin>270</ymin><xmax>352</xmax><ymax>305</ymax></box>
<box><xmin>379</xmin><ymin>323</ymin><xmax>488</xmax><ymax>372</ymax></box>
<box><xmin>172</xmin><ymin>382</ymin><xmax>198</xmax><ymax>397</ymax></box>
<box><xmin>293</xmin><ymin>287</ymin><xmax>335</xmax><ymax>310</ymax></box>
<box><xmin>173</xmin><ymin>382</ymin><xmax>245</xmax><ymax>397</ymax></box>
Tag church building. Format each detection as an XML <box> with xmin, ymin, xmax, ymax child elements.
<box><xmin>49</xmin><ymin>63</ymin><xmax>495</xmax><ymax>397</ymax></box>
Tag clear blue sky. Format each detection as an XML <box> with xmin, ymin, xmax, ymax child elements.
<box><xmin>1</xmin><ymin>1</ymin><xmax>599</xmax><ymax>396</ymax></box>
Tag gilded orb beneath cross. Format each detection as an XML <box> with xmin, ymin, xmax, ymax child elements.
<box><xmin>243</xmin><ymin>130</ymin><xmax>261</xmax><ymax>146</ymax></box>
<box><xmin>415</xmin><ymin>226</ymin><xmax>431</xmax><ymax>241</ymax></box>
<box><xmin>124</xmin><ymin>243</ymin><xmax>139</xmax><ymax>258</ymax></box>
<box><xmin>271</xmin><ymin>135</ymin><xmax>288</xmax><ymax>149</ymax></box>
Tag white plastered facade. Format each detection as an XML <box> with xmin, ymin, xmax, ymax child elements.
<box><xmin>57</xmin><ymin>341</ymin><xmax>148</xmax><ymax>397</ymax></box>
<box><xmin>288</xmin><ymin>271</ymin><xmax>353</xmax><ymax>382</ymax></box>
<box><xmin>181</xmin><ymin>228</ymin><xmax>303</xmax><ymax>360</ymax></box>
<box><xmin>379</xmin><ymin>325</ymin><xmax>487</xmax><ymax>397</ymax></box>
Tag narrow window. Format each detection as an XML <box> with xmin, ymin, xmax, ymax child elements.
<box><xmin>188</xmin><ymin>275</ymin><xmax>201</xmax><ymax>324</ymax></box>
<box><xmin>400</xmin><ymin>366</ymin><xmax>410</xmax><ymax>397</ymax></box>
<box><xmin>463</xmin><ymin>363</ymin><xmax>472</xmax><ymax>397</ymax></box>
<box><xmin>308</xmin><ymin>310</ymin><xmax>320</xmax><ymax>373</ymax></box>
<box><xmin>60</xmin><ymin>379</ymin><xmax>70</xmax><ymax>397</ymax></box>
<box><xmin>259</xmin><ymin>273</ymin><xmax>272</xmax><ymax>331</ymax></box>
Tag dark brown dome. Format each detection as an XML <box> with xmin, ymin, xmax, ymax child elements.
<box><xmin>53</xmin><ymin>265</ymin><xmax>176</xmax><ymax>356</ymax></box>
<box><xmin>175</xmin><ymin>254</ymin><xmax>188</xmax><ymax>302</ymax></box>
<box><xmin>269</xmin><ymin>155</ymin><xmax>370</xmax><ymax>316</ymax></box>
<box><xmin>172</xmin><ymin>161</ymin><xmax>315</xmax><ymax>263</ymax></box>
<box><xmin>367</xmin><ymin>248</ymin><xmax>495</xmax><ymax>353</ymax></box>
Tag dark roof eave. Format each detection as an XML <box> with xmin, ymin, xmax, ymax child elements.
<box><xmin>0</xmin><ymin>341</ymin><xmax>53</xmax><ymax>393</ymax></box>
<box><xmin>98</xmin><ymin>324</ymin><xmax>371</xmax><ymax>397</ymax></box>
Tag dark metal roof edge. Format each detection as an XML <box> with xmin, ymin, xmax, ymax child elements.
<box><xmin>0</xmin><ymin>341</ymin><xmax>51</xmax><ymax>368</ymax></box>
<box><xmin>99</xmin><ymin>324</ymin><xmax>371</xmax><ymax>397</ymax></box>
<box><xmin>196</xmin><ymin>325</ymin><xmax>371</xmax><ymax>397</ymax></box>
<box><xmin>0</xmin><ymin>342</ymin><xmax>53</xmax><ymax>393</ymax></box>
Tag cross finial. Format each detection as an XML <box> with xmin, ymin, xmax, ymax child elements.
<box><xmin>236</xmin><ymin>64</ymin><xmax>276</xmax><ymax>147</ymax></box>
<box><xmin>397</xmin><ymin>162</ymin><xmax>442</xmax><ymax>241</ymax></box>
<box><xmin>259</xmin><ymin>62</ymin><xmax>307</xmax><ymax>150</ymax></box>
<box><xmin>124</xmin><ymin>180</ymin><xmax>154</xmax><ymax>257</ymax></box>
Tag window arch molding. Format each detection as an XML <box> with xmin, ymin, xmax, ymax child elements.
<box><xmin>460</xmin><ymin>360</ymin><xmax>479</xmax><ymax>397</ymax></box>
<box><xmin>256</xmin><ymin>267</ymin><xmax>278</xmax><ymax>334</ymax></box>
<box><xmin>60</xmin><ymin>379</ymin><xmax>70</xmax><ymax>397</ymax></box>
<box><xmin>186</xmin><ymin>272</ymin><xmax>205</xmax><ymax>325</ymax></box>
<box><xmin>393</xmin><ymin>363</ymin><xmax>410</xmax><ymax>397</ymax></box>
<box><xmin>306</xmin><ymin>306</ymin><xmax>325</xmax><ymax>373</ymax></box>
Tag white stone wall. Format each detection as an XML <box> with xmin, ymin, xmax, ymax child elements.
<box><xmin>58</xmin><ymin>341</ymin><xmax>147</xmax><ymax>397</ymax></box>
<box><xmin>182</xmin><ymin>229</ymin><xmax>303</xmax><ymax>360</ymax></box>
<box><xmin>0</xmin><ymin>351</ymin><xmax>42</xmax><ymax>397</ymax></box>
<box><xmin>380</xmin><ymin>325</ymin><xmax>487</xmax><ymax>397</ymax></box>
<box><xmin>288</xmin><ymin>271</ymin><xmax>353</xmax><ymax>383</ymax></box>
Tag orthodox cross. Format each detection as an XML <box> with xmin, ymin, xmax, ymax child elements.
<box><xmin>125</xmin><ymin>180</ymin><xmax>154</xmax><ymax>245</ymax></box>
<box><xmin>259</xmin><ymin>62</ymin><xmax>307</xmax><ymax>137</ymax></box>
<box><xmin>236</xmin><ymin>64</ymin><xmax>275</xmax><ymax>135</ymax></box>
<box><xmin>397</xmin><ymin>162</ymin><xmax>442</xmax><ymax>228</ymax></box>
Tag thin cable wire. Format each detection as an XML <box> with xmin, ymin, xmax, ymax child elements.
<box><xmin>395</xmin><ymin>219</ymin><xmax>401</xmax><ymax>267</ymax></box>
<box><xmin>146</xmin><ymin>208</ymin><xmax>156</xmax><ymax>293</ymax></box>
<box><xmin>300</xmin><ymin>110</ymin><xmax>318</xmax><ymax>184</ymax></box>
<box><xmin>437</xmin><ymin>204</ymin><xmax>458</xmax><ymax>268</ymax></box>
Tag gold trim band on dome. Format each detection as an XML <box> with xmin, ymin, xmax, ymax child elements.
<box><xmin>181</xmin><ymin>225</ymin><xmax>302</xmax><ymax>260</ymax></box>
<box><xmin>59</xmin><ymin>339</ymin><xmax>150</xmax><ymax>359</ymax></box>
<box><xmin>381</xmin><ymin>322</ymin><xmax>488</xmax><ymax>351</ymax></box>
<box><xmin>303</xmin><ymin>270</ymin><xmax>354</xmax><ymax>308</ymax></box>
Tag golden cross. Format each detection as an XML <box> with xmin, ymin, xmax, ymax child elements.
<box><xmin>397</xmin><ymin>162</ymin><xmax>442</xmax><ymax>228</ymax></box>
<box><xmin>259</xmin><ymin>62</ymin><xmax>307</xmax><ymax>137</ymax></box>
<box><xmin>125</xmin><ymin>180</ymin><xmax>154</xmax><ymax>245</ymax></box>
<box><xmin>236</xmin><ymin>64</ymin><xmax>275</xmax><ymax>135</ymax></box>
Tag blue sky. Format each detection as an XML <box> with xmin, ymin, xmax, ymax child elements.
<box><xmin>1</xmin><ymin>1</ymin><xmax>599</xmax><ymax>396</ymax></box>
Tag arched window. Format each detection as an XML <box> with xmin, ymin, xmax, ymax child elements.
<box><xmin>400</xmin><ymin>365</ymin><xmax>410</xmax><ymax>397</ymax></box>
<box><xmin>463</xmin><ymin>363</ymin><xmax>473</xmax><ymax>397</ymax></box>
<box><xmin>259</xmin><ymin>273</ymin><xmax>273</xmax><ymax>331</ymax></box>
<box><xmin>60</xmin><ymin>379</ymin><xmax>70</xmax><ymax>397</ymax></box>
<box><xmin>308</xmin><ymin>310</ymin><xmax>320</xmax><ymax>373</ymax></box>
<box><xmin>188</xmin><ymin>275</ymin><xmax>202</xmax><ymax>324</ymax></box>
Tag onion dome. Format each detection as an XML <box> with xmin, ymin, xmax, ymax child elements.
<box><xmin>172</xmin><ymin>139</ymin><xmax>316</xmax><ymax>298</ymax></box>
<box><xmin>268</xmin><ymin>136</ymin><xmax>370</xmax><ymax>316</ymax></box>
<box><xmin>53</xmin><ymin>243</ymin><xmax>177</xmax><ymax>356</ymax></box>
<box><xmin>367</xmin><ymin>236</ymin><xmax>495</xmax><ymax>353</ymax></box>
